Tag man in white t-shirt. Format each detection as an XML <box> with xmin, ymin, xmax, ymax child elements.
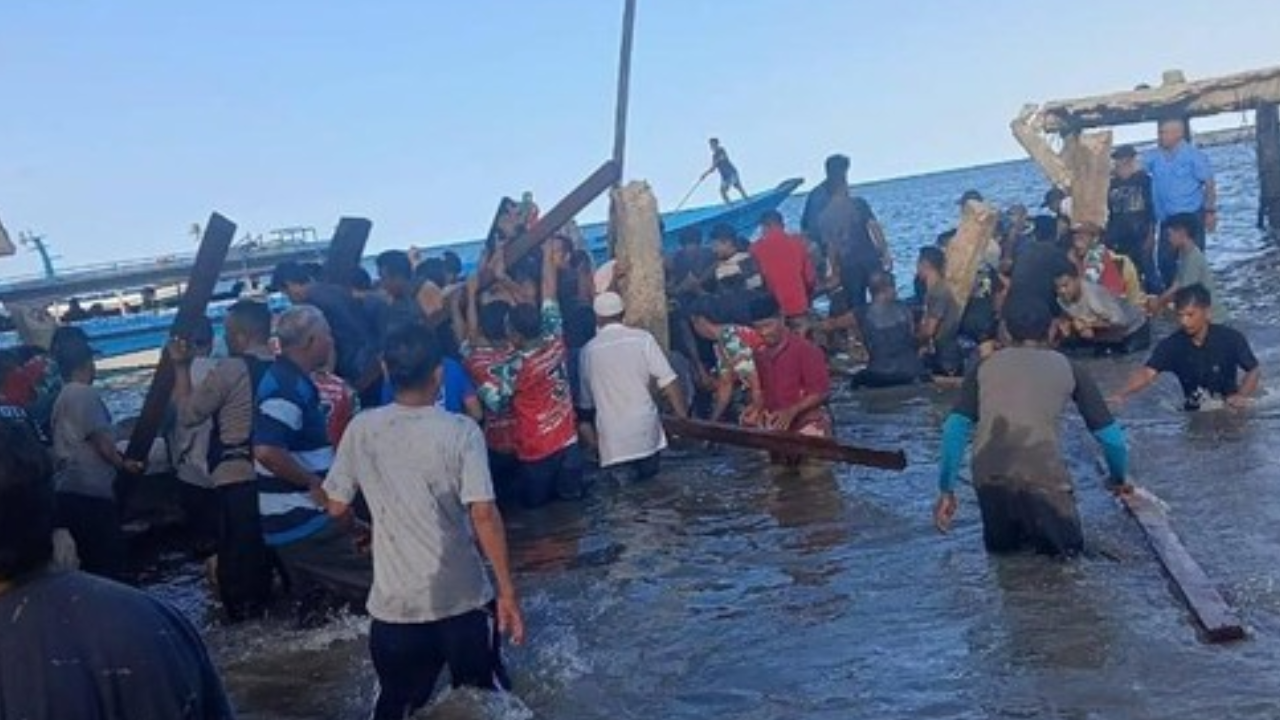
<box><xmin>323</xmin><ymin>323</ymin><xmax>524</xmax><ymax>720</ymax></box>
<box><xmin>579</xmin><ymin>292</ymin><xmax>687</xmax><ymax>483</ymax></box>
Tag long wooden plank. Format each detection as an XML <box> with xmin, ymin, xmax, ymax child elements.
<box><xmin>662</xmin><ymin>415</ymin><xmax>907</xmax><ymax>471</ymax></box>
<box><xmin>1122</xmin><ymin>491</ymin><xmax>1246</xmax><ymax>643</ymax></box>
<box><xmin>500</xmin><ymin>160</ymin><xmax>621</xmax><ymax>273</ymax></box>
<box><xmin>321</xmin><ymin>217</ymin><xmax>373</xmax><ymax>287</ymax></box>
<box><xmin>944</xmin><ymin>200</ymin><xmax>999</xmax><ymax>315</ymax></box>
<box><xmin>124</xmin><ymin>213</ymin><xmax>237</xmax><ymax>462</ymax></box>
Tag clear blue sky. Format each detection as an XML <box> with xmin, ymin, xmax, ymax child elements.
<box><xmin>2</xmin><ymin>0</ymin><xmax>1277</xmax><ymax>277</ymax></box>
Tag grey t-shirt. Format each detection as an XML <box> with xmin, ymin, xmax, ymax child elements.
<box><xmin>52</xmin><ymin>381</ymin><xmax>117</xmax><ymax>499</ymax></box>
<box><xmin>1175</xmin><ymin>245</ymin><xmax>1225</xmax><ymax>321</ymax></box>
<box><xmin>324</xmin><ymin>403</ymin><xmax>495</xmax><ymax>624</ymax></box>
<box><xmin>924</xmin><ymin>282</ymin><xmax>963</xmax><ymax>371</ymax></box>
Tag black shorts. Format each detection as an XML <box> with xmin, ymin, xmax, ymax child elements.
<box><xmin>56</xmin><ymin>493</ymin><xmax>128</xmax><ymax>582</ymax></box>
<box><xmin>974</xmin><ymin>479</ymin><xmax>1083</xmax><ymax>557</ymax></box>
<box><xmin>215</xmin><ymin>482</ymin><xmax>274</xmax><ymax>621</ymax></box>
<box><xmin>602</xmin><ymin>452</ymin><xmax>661</xmax><ymax>484</ymax></box>
<box><xmin>370</xmin><ymin>605</ymin><xmax>510</xmax><ymax>720</ymax></box>
<box><xmin>519</xmin><ymin>443</ymin><xmax>585</xmax><ymax>508</ymax></box>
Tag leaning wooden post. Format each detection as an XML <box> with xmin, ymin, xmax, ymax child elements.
<box><xmin>944</xmin><ymin>200</ymin><xmax>999</xmax><ymax>314</ymax></box>
<box><xmin>1011</xmin><ymin>105</ymin><xmax>1072</xmax><ymax>191</ymax></box>
<box><xmin>1060</xmin><ymin>130</ymin><xmax>1114</xmax><ymax>228</ymax></box>
<box><xmin>1255</xmin><ymin>102</ymin><xmax>1280</xmax><ymax>232</ymax></box>
<box><xmin>611</xmin><ymin>181</ymin><xmax>668</xmax><ymax>350</ymax></box>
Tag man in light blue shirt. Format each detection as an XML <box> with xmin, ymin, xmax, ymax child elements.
<box><xmin>1144</xmin><ymin>118</ymin><xmax>1217</xmax><ymax>290</ymax></box>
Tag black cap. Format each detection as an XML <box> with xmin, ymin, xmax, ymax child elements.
<box><xmin>958</xmin><ymin>189</ymin><xmax>984</xmax><ymax>206</ymax></box>
<box><xmin>1111</xmin><ymin>144</ymin><xmax>1137</xmax><ymax>160</ymax></box>
<box><xmin>1041</xmin><ymin>187</ymin><xmax>1067</xmax><ymax>208</ymax></box>
<box><xmin>269</xmin><ymin>261</ymin><xmax>312</xmax><ymax>292</ymax></box>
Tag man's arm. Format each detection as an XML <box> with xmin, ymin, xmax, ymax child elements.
<box><xmin>254</xmin><ymin>396</ymin><xmax>326</xmax><ymax>502</ymax></box>
<box><xmin>1111</xmin><ymin>366</ymin><xmax>1160</xmax><ymax>406</ymax></box>
<box><xmin>323</xmin><ymin>422</ymin><xmax>362</xmax><ymax>518</ymax></box>
<box><xmin>458</xmin><ymin>422</ymin><xmax>523</xmax><ymax>644</ymax></box>
<box><xmin>934</xmin><ymin>366</ymin><xmax>979</xmax><ymax>533</ymax></box>
<box><xmin>541</xmin><ymin>240</ymin><xmax>561</xmax><ymax>307</ymax></box>
<box><xmin>1071</xmin><ymin>363</ymin><xmax>1130</xmax><ymax>489</ymax></box>
<box><xmin>776</xmin><ymin>345</ymin><xmax>830</xmax><ymax>430</ymax></box>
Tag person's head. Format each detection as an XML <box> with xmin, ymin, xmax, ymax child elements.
<box><xmin>1003</xmin><ymin>299</ymin><xmax>1054</xmax><ymax>344</ymax></box>
<box><xmin>710</xmin><ymin>224</ymin><xmax>738</xmax><ymax>260</ymax></box>
<box><xmin>1069</xmin><ymin>221</ymin><xmax>1104</xmax><ymax>257</ymax></box>
<box><xmin>348</xmin><ymin>267</ymin><xmax>374</xmax><ymax>294</ymax></box>
<box><xmin>824</xmin><ymin>154</ymin><xmax>850</xmax><ymax>184</ymax></box>
<box><xmin>186</xmin><ymin>315</ymin><xmax>215</xmax><ymax>358</ymax></box>
<box><xmin>749</xmin><ymin>293</ymin><xmax>785</xmax><ymax>346</ymax></box>
<box><xmin>679</xmin><ymin>227</ymin><xmax>703</xmax><ymax>249</ymax></box>
<box><xmin>1112</xmin><ymin>144</ymin><xmax>1139</xmax><ymax>178</ymax></box>
<box><xmin>275</xmin><ymin>305</ymin><xmax>333</xmax><ymax>372</ymax></box>
<box><xmin>1158</xmin><ymin>118</ymin><xmax>1186</xmax><ymax>149</ymax></box>
<box><xmin>686</xmin><ymin>296</ymin><xmax>721</xmax><ymax>340</ymax></box>
<box><xmin>958</xmin><ymin>189</ymin><xmax>984</xmax><ymax>207</ymax></box>
<box><xmin>1165</xmin><ymin>213</ymin><xmax>1198</xmax><ymax>249</ymax></box>
<box><xmin>442</xmin><ymin>251</ymin><xmax>463</xmax><ymax>282</ymax></box>
<box><xmin>414</xmin><ymin>257</ymin><xmax>448</xmax><ymax>288</ymax></box>
<box><xmin>1052</xmin><ymin>259</ymin><xmax>1083</xmax><ymax>304</ymax></box>
<box><xmin>376</xmin><ymin>250</ymin><xmax>413</xmax><ymax>298</ymax></box>
<box><xmin>223</xmin><ymin>299</ymin><xmax>272</xmax><ymax>355</ymax></box>
<box><xmin>382</xmin><ymin>323</ymin><xmax>444</xmax><ymax>397</ymax></box>
<box><xmin>52</xmin><ymin>329</ymin><xmax>95</xmax><ymax>383</ymax></box>
<box><xmin>0</xmin><ymin>422</ymin><xmax>56</xmax><ymax>584</ymax></box>
<box><xmin>271</xmin><ymin>261</ymin><xmax>313</xmax><ymax>304</ymax></box>
<box><xmin>759</xmin><ymin>210</ymin><xmax>784</xmax><ymax>232</ymax></box>
<box><xmin>507</xmin><ymin>303</ymin><xmax>542</xmax><ymax>346</ymax></box>
<box><xmin>593</xmin><ymin>291</ymin><xmax>626</xmax><ymax>327</ymax></box>
<box><xmin>477</xmin><ymin>300</ymin><xmax>511</xmax><ymax>343</ymax></box>
<box><xmin>1042</xmin><ymin>187</ymin><xmax>1067</xmax><ymax>215</ymax></box>
<box><xmin>709</xmin><ymin>137</ymin><xmax>720</xmax><ymax>150</ymax></box>
<box><xmin>935</xmin><ymin>229</ymin><xmax>957</xmax><ymax>249</ymax></box>
<box><xmin>917</xmin><ymin>245</ymin><xmax>946</xmax><ymax>282</ymax></box>
<box><xmin>1173</xmin><ymin>284</ymin><xmax>1213</xmax><ymax>337</ymax></box>
<box><xmin>868</xmin><ymin>271</ymin><xmax>898</xmax><ymax>304</ymax></box>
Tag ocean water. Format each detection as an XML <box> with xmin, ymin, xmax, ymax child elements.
<box><xmin>114</xmin><ymin>144</ymin><xmax>1280</xmax><ymax>720</ymax></box>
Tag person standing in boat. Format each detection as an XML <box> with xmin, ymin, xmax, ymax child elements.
<box><xmin>933</xmin><ymin>300</ymin><xmax>1132</xmax><ymax>556</ymax></box>
<box><xmin>701</xmin><ymin>138</ymin><xmax>748</xmax><ymax>204</ymax></box>
<box><xmin>324</xmin><ymin>323</ymin><xmax>524</xmax><ymax>720</ymax></box>
<box><xmin>170</xmin><ymin>299</ymin><xmax>277</xmax><ymax>622</ymax></box>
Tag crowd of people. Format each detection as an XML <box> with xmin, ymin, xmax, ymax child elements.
<box><xmin>0</xmin><ymin>117</ymin><xmax>1266</xmax><ymax>719</ymax></box>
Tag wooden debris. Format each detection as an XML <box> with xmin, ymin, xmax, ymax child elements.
<box><xmin>1257</xmin><ymin>102</ymin><xmax>1280</xmax><ymax>231</ymax></box>
<box><xmin>1122</xmin><ymin>490</ymin><xmax>1246</xmax><ymax>643</ymax></box>
<box><xmin>123</xmin><ymin>213</ymin><xmax>236</xmax><ymax>463</ymax></box>
<box><xmin>1010</xmin><ymin>105</ymin><xmax>1072</xmax><ymax>190</ymax></box>
<box><xmin>610</xmin><ymin>181</ymin><xmax>668</xmax><ymax>350</ymax></box>
<box><xmin>321</xmin><ymin>217</ymin><xmax>373</xmax><ymax>287</ymax></box>
<box><xmin>1060</xmin><ymin>131</ymin><xmax>1113</xmax><ymax>228</ymax></box>
<box><xmin>944</xmin><ymin>200</ymin><xmax>999</xmax><ymax>314</ymax></box>
<box><xmin>661</xmin><ymin>415</ymin><xmax>908</xmax><ymax>471</ymax></box>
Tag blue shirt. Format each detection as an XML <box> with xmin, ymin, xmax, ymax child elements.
<box><xmin>253</xmin><ymin>357</ymin><xmax>332</xmax><ymax>546</ymax></box>
<box><xmin>377</xmin><ymin>358</ymin><xmax>477</xmax><ymax>415</ymax></box>
<box><xmin>1144</xmin><ymin>141</ymin><xmax>1212</xmax><ymax>221</ymax></box>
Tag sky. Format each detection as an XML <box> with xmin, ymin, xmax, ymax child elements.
<box><xmin>2</xmin><ymin>0</ymin><xmax>1278</xmax><ymax>278</ymax></box>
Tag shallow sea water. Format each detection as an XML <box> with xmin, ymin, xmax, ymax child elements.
<box><xmin>106</xmin><ymin>143</ymin><xmax>1280</xmax><ymax>719</ymax></box>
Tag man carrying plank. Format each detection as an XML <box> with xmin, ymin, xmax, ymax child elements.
<box><xmin>744</xmin><ymin>294</ymin><xmax>832</xmax><ymax>464</ymax></box>
<box><xmin>934</xmin><ymin>300</ymin><xmax>1132</xmax><ymax>556</ymax></box>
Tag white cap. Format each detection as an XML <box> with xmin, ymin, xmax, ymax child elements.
<box><xmin>593</xmin><ymin>291</ymin><xmax>625</xmax><ymax>317</ymax></box>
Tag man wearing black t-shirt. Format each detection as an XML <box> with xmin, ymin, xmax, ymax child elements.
<box><xmin>1106</xmin><ymin>145</ymin><xmax>1157</xmax><ymax>292</ymax></box>
<box><xmin>1112</xmin><ymin>284</ymin><xmax>1260</xmax><ymax>411</ymax></box>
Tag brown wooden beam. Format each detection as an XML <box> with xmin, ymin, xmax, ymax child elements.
<box><xmin>321</xmin><ymin>217</ymin><xmax>373</xmax><ymax>287</ymax></box>
<box><xmin>1039</xmin><ymin>65</ymin><xmax>1280</xmax><ymax>134</ymax></box>
<box><xmin>662</xmin><ymin>415</ymin><xmax>908</xmax><ymax>471</ymax></box>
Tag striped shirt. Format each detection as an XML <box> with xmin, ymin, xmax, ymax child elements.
<box><xmin>253</xmin><ymin>357</ymin><xmax>332</xmax><ymax>546</ymax></box>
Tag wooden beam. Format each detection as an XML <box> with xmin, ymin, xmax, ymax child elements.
<box><xmin>1122</xmin><ymin>491</ymin><xmax>1246</xmax><ymax>643</ymax></box>
<box><xmin>1060</xmin><ymin>131</ymin><xmax>1113</xmax><ymax>227</ymax></box>
<box><xmin>1040</xmin><ymin>65</ymin><xmax>1280</xmax><ymax>133</ymax></box>
<box><xmin>500</xmin><ymin>160</ymin><xmax>621</xmax><ymax>273</ymax></box>
<box><xmin>944</xmin><ymin>200</ymin><xmax>999</xmax><ymax>314</ymax></box>
<box><xmin>1011</xmin><ymin>105</ymin><xmax>1072</xmax><ymax>190</ymax></box>
<box><xmin>321</xmin><ymin>217</ymin><xmax>373</xmax><ymax>287</ymax></box>
<box><xmin>611</xmin><ymin>0</ymin><xmax>638</xmax><ymax>183</ymax></box>
<box><xmin>610</xmin><ymin>181</ymin><xmax>668</xmax><ymax>350</ymax></box>
<box><xmin>123</xmin><ymin>213</ymin><xmax>236</xmax><ymax>463</ymax></box>
<box><xmin>1256</xmin><ymin>102</ymin><xmax>1280</xmax><ymax>231</ymax></box>
<box><xmin>662</xmin><ymin>415</ymin><xmax>908</xmax><ymax>471</ymax></box>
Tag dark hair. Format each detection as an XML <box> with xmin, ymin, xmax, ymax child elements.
<box><xmin>382</xmin><ymin>323</ymin><xmax>443</xmax><ymax>391</ymax></box>
<box><xmin>824</xmin><ymin>154</ymin><xmax>850</xmax><ymax>180</ymax></box>
<box><xmin>478</xmin><ymin>300</ymin><xmax>511</xmax><ymax>341</ymax></box>
<box><xmin>679</xmin><ymin>227</ymin><xmax>702</xmax><ymax>247</ymax></box>
<box><xmin>1164</xmin><ymin>213</ymin><xmax>1199</xmax><ymax>239</ymax></box>
<box><xmin>749</xmin><ymin>293</ymin><xmax>781</xmax><ymax>323</ymax></box>
<box><xmin>508</xmin><ymin>303</ymin><xmax>542</xmax><ymax>340</ymax></box>
<box><xmin>1052</xmin><ymin>258</ymin><xmax>1080</xmax><ymax>279</ymax></box>
<box><xmin>301</xmin><ymin>262</ymin><xmax>324</xmax><ymax>282</ymax></box>
<box><xmin>52</xmin><ymin>330</ymin><xmax>94</xmax><ymax>379</ymax></box>
<box><xmin>0</xmin><ymin>422</ymin><xmax>55</xmax><ymax>581</ymax></box>
<box><xmin>759</xmin><ymin>210</ymin><xmax>784</xmax><ymax>227</ymax></box>
<box><xmin>271</xmin><ymin>261</ymin><xmax>312</xmax><ymax>290</ymax></box>
<box><xmin>348</xmin><ymin>267</ymin><xmax>373</xmax><ymax>292</ymax></box>
<box><xmin>869</xmin><ymin>271</ymin><xmax>896</xmax><ymax>296</ymax></box>
<box><xmin>685</xmin><ymin>296</ymin><xmax>721</xmax><ymax>323</ymax></box>
<box><xmin>414</xmin><ymin>257</ymin><xmax>448</xmax><ymax>287</ymax></box>
<box><xmin>225</xmin><ymin>299</ymin><xmax>272</xmax><ymax>342</ymax></box>
<box><xmin>442</xmin><ymin>251</ymin><xmax>463</xmax><ymax>275</ymax></box>
<box><xmin>710</xmin><ymin>223</ymin><xmax>737</xmax><ymax>242</ymax></box>
<box><xmin>1173</xmin><ymin>283</ymin><xmax>1212</xmax><ymax>310</ymax></box>
<box><xmin>918</xmin><ymin>245</ymin><xmax>946</xmax><ymax>274</ymax></box>
<box><xmin>935</xmin><ymin>230</ymin><xmax>957</xmax><ymax>248</ymax></box>
<box><xmin>376</xmin><ymin>250</ymin><xmax>413</xmax><ymax>282</ymax></box>
<box><xmin>1003</xmin><ymin>299</ymin><xmax>1054</xmax><ymax>342</ymax></box>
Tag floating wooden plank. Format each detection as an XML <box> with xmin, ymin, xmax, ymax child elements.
<box><xmin>1122</xmin><ymin>490</ymin><xmax>1246</xmax><ymax>643</ymax></box>
<box><xmin>944</xmin><ymin>200</ymin><xmax>999</xmax><ymax>314</ymax></box>
<box><xmin>124</xmin><ymin>213</ymin><xmax>237</xmax><ymax>463</ymax></box>
<box><xmin>661</xmin><ymin>415</ymin><xmax>907</xmax><ymax>471</ymax></box>
<box><xmin>321</xmin><ymin>217</ymin><xmax>373</xmax><ymax>287</ymax></box>
<box><xmin>1039</xmin><ymin>65</ymin><xmax>1280</xmax><ymax>133</ymax></box>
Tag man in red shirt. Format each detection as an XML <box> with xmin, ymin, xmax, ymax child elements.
<box><xmin>474</xmin><ymin>245</ymin><xmax>582</xmax><ymax>509</ymax></box>
<box><xmin>750</xmin><ymin>210</ymin><xmax>817</xmax><ymax>328</ymax></box>
<box><xmin>745</xmin><ymin>295</ymin><xmax>833</xmax><ymax>452</ymax></box>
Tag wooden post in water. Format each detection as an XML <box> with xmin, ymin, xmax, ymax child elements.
<box><xmin>1060</xmin><ymin>130</ymin><xmax>1114</xmax><ymax>228</ymax></box>
<box><xmin>124</xmin><ymin>213</ymin><xmax>236</xmax><ymax>463</ymax></box>
<box><xmin>611</xmin><ymin>181</ymin><xmax>668</xmax><ymax>350</ymax></box>
<box><xmin>944</xmin><ymin>200</ymin><xmax>999</xmax><ymax>314</ymax></box>
<box><xmin>1255</xmin><ymin>102</ymin><xmax>1280</xmax><ymax>232</ymax></box>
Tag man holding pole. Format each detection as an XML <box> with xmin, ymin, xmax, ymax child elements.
<box><xmin>701</xmin><ymin>138</ymin><xmax>748</xmax><ymax>204</ymax></box>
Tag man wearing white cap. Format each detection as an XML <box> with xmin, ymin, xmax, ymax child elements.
<box><xmin>579</xmin><ymin>292</ymin><xmax>688</xmax><ymax>483</ymax></box>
